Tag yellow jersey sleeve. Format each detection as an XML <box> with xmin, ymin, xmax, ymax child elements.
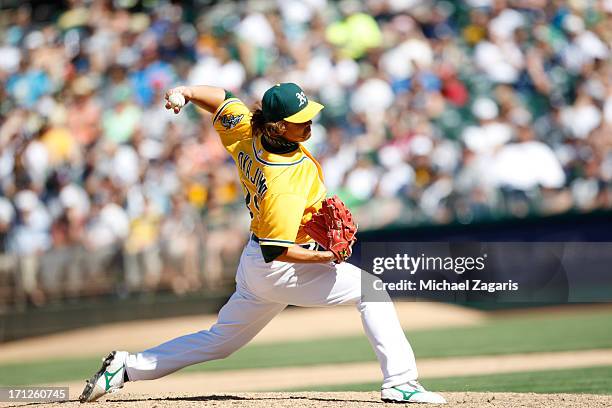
<box><xmin>212</xmin><ymin>98</ymin><xmax>252</xmax><ymax>151</ymax></box>
<box><xmin>257</xmin><ymin>193</ymin><xmax>307</xmax><ymax>247</ymax></box>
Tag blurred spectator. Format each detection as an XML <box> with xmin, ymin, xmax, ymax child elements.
<box><xmin>124</xmin><ymin>198</ymin><xmax>162</xmax><ymax>293</ymax></box>
<box><xmin>160</xmin><ymin>195</ymin><xmax>203</xmax><ymax>294</ymax></box>
<box><xmin>6</xmin><ymin>57</ymin><xmax>51</xmax><ymax>108</ymax></box>
<box><xmin>0</xmin><ymin>198</ymin><xmax>16</xmax><ymax>308</ymax></box>
<box><xmin>67</xmin><ymin>76</ymin><xmax>102</xmax><ymax>147</ymax></box>
<box><xmin>102</xmin><ymin>87</ymin><xmax>142</xmax><ymax>144</ymax></box>
<box><xmin>10</xmin><ymin>190</ymin><xmax>51</xmax><ymax>305</ymax></box>
<box><xmin>493</xmin><ymin>126</ymin><xmax>565</xmax><ymax>191</ymax></box>
<box><xmin>462</xmin><ymin>97</ymin><xmax>513</xmax><ymax>154</ymax></box>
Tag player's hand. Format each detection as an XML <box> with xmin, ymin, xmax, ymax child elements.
<box><xmin>164</xmin><ymin>86</ymin><xmax>192</xmax><ymax>114</ymax></box>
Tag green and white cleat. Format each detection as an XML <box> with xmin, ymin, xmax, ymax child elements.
<box><xmin>381</xmin><ymin>380</ymin><xmax>447</xmax><ymax>404</ymax></box>
<box><xmin>79</xmin><ymin>351</ymin><xmax>128</xmax><ymax>403</ymax></box>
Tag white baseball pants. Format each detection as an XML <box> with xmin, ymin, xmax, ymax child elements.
<box><xmin>125</xmin><ymin>239</ymin><xmax>418</xmax><ymax>388</ymax></box>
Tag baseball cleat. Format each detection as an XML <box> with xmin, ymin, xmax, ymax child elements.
<box><xmin>381</xmin><ymin>380</ymin><xmax>447</xmax><ymax>404</ymax></box>
<box><xmin>79</xmin><ymin>351</ymin><xmax>128</xmax><ymax>403</ymax></box>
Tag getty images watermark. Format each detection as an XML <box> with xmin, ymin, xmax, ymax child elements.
<box><xmin>359</xmin><ymin>242</ymin><xmax>612</xmax><ymax>303</ymax></box>
<box><xmin>0</xmin><ymin>387</ymin><xmax>69</xmax><ymax>402</ymax></box>
<box><xmin>371</xmin><ymin>252</ymin><xmax>518</xmax><ymax>293</ymax></box>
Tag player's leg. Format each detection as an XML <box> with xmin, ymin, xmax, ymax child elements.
<box><xmin>254</xmin><ymin>260</ymin><xmax>418</xmax><ymax>385</ymax></box>
<box><xmin>80</xmin><ymin>243</ymin><xmax>287</xmax><ymax>402</ymax></box>
<box><xmin>80</xmin><ymin>289</ymin><xmax>286</xmax><ymax>402</ymax></box>
<box><xmin>125</xmin><ymin>289</ymin><xmax>286</xmax><ymax>380</ymax></box>
<box><xmin>244</xmin><ymin>257</ymin><xmax>445</xmax><ymax>403</ymax></box>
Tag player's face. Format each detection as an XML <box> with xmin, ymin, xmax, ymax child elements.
<box><xmin>282</xmin><ymin>120</ymin><xmax>312</xmax><ymax>143</ymax></box>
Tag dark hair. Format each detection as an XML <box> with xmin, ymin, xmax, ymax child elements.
<box><xmin>250</xmin><ymin>102</ymin><xmax>286</xmax><ymax>139</ymax></box>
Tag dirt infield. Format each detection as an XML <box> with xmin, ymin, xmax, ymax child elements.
<box><xmin>2</xmin><ymin>392</ymin><xmax>612</xmax><ymax>408</ymax></box>
<box><xmin>48</xmin><ymin>349</ymin><xmax>612</xmax><ymax>396</ymax></box>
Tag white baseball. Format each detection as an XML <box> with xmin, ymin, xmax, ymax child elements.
<box><xmin>168</xmin><ymin>92</ymin><xmax>186</xmax><ymax>108</ymax></box>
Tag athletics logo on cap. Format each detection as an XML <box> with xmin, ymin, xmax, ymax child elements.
<box><xmin>262</xmin><ymin>83</ymin><xmax>324</xmax><ymax>124</ymax></box>
<box><xmin>296</xmin><ymin>91</ymin><xmax>307</xmax><ymax>107</ymax></box>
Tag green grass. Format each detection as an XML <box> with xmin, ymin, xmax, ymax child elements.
<box><xmin>286</xmin><ymin>365</ymin><xmax>612</xmax><ymax>394</ymax></box>
<box><xmin>2</xmin><ymin>309</ymin><xmax>611</xmax><ymax>386</ymax></box>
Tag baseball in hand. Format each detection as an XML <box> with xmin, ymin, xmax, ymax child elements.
<box><xmin>168</xmin><ymin>92</ymin><xmax>186</xmax><ymax>108</ymax></box>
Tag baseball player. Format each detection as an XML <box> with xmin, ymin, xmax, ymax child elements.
<box><xmin>79</xmin><ymin>83</ymin><xmax>446</xmax><ymax>404</ymax></box>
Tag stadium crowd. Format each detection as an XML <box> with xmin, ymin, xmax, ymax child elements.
<box><xmin>1</xmin><ymin>0</ymin><xmax>611</xmax><ymax>306</ymax></box>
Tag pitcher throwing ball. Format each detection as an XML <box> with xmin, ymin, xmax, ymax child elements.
<box><xmin>79</xmin><ymin>83</ymin><xmax>446</xmax><ymax>404</ymax></box>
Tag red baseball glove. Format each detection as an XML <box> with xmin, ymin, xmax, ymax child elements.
<box><xmin>304</xmin><ymin>195</ymin><xmax>358</xmax><ymax>263</ymax></box>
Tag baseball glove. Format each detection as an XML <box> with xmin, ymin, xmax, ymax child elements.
<box><xmin>304</xmin><ymin>195</ymin><xmax>358</xmax><ymax>263</ymax></box>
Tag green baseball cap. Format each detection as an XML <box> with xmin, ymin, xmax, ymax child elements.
<box><xmin>262</xmin><ymin>83</ymin><xmax>324</xmax><ymax>123</ymax></box>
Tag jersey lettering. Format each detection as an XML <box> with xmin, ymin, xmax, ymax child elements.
<box><xmin>237</xmin><ymin>151</ymin><xmax>268</xmax><ymax>215</ymax></box>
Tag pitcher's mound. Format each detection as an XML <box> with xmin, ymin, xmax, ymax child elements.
<box><xmin>10</xmin><ymin>392</ymin><xmax>612</xmax><ymax>408</ymax></box>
